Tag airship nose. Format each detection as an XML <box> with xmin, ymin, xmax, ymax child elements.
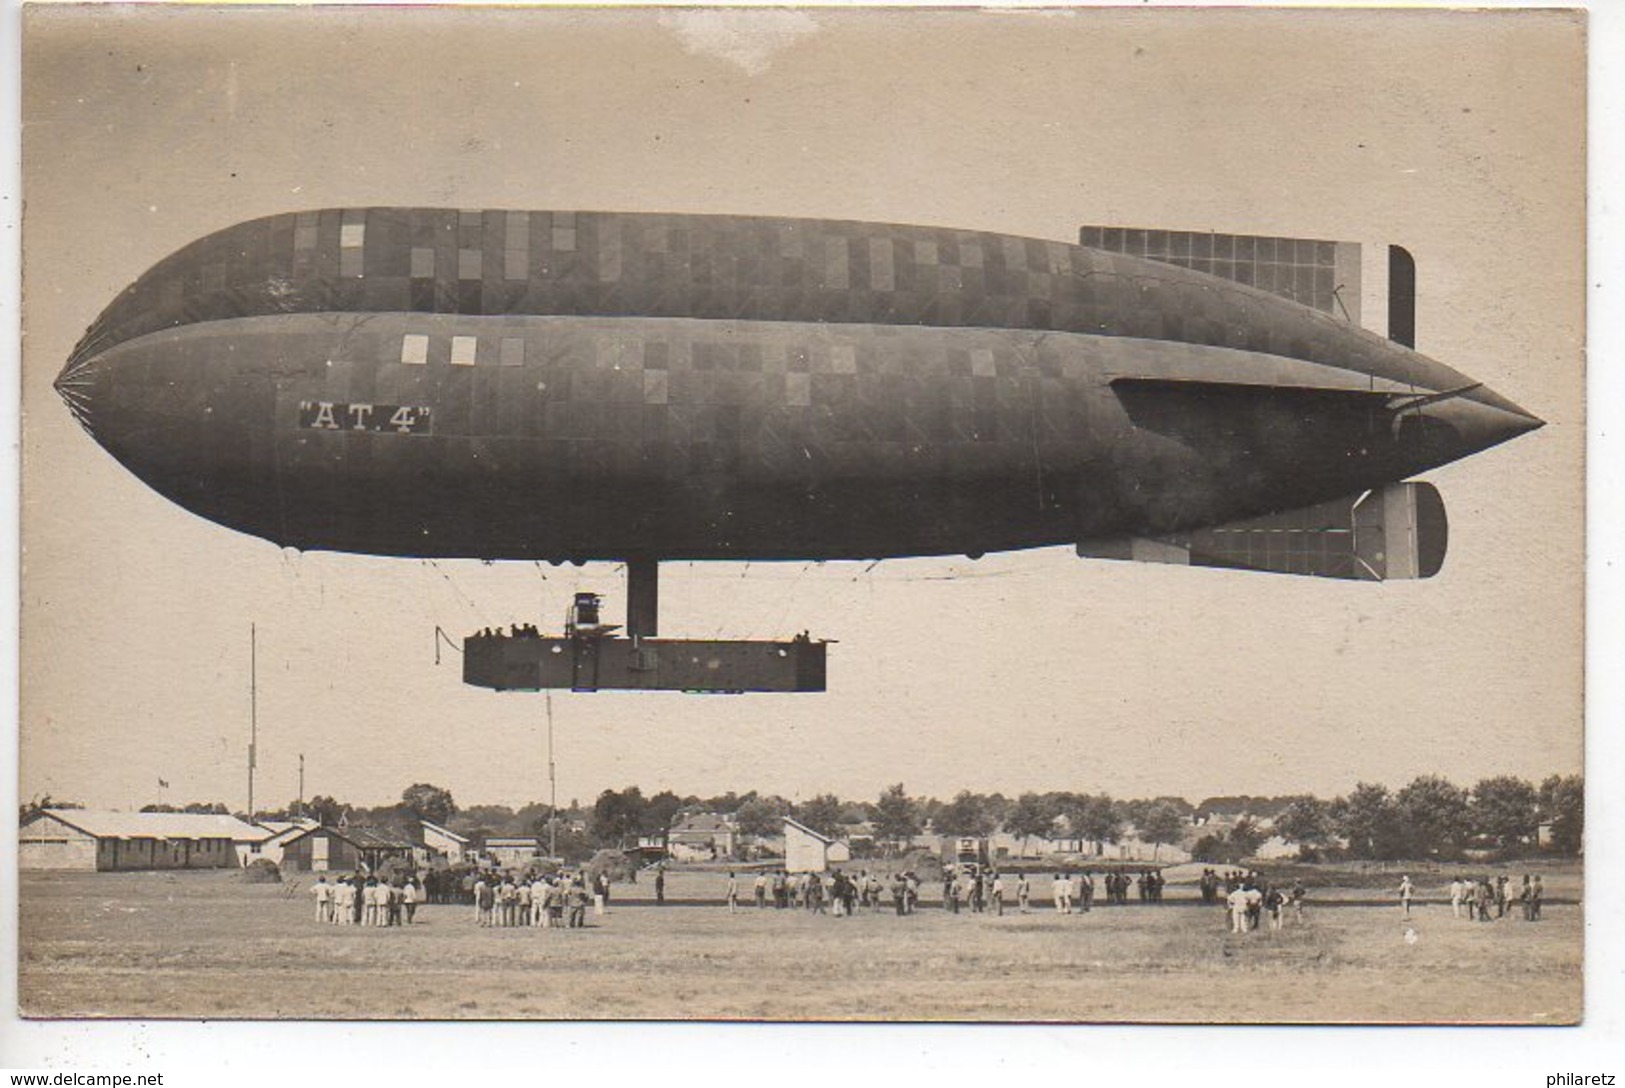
<box><xmin>1393</xmin><ymin>381</ymin><xmax>1544</xmax><ymax>476</ymax></box>
<box><xmin>1457</xmin><ymin>384</ymin><xmax>1545</xmax><ymax>451</ymax></box>
<box><xmin>54</xmin><ymin>354</ymin><xmax>103</xmax><ymax>438</ymax></box>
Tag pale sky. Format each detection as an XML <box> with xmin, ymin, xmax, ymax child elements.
<box><xmin>19</xmin><ymin>6</ymin><xmax>1584</xmax><ymax>813</ymax></box>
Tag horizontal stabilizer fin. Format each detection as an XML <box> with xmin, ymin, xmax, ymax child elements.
<box><xmin>1079</xmin><ymin>225</ymin><xmax>1362</xmax><ymax>322</ymax></box>
<box><xmin>1111</xmin><ymin>376</ymin><xmax>1396</xmax><ymax>405</ymax></box>
<box><xmin>1076</xmin><ymin>481</ymin><xmax>1447</xmax><ymax>581</ymax></box>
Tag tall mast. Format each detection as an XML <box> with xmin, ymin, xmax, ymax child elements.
<box><xmin>546</xmin><ymin>689</ymin><xmax>557</xmax><ymax>858</ymax></box>
<box><xmin>248</xmin><ymin>623</ymin><xmax>257</xmax><ymax>820</ymax></box>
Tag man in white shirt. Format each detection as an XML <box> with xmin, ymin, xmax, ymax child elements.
<box><xmin>312</xmin><ymin>876</ymin><xmax>332</xmax><ymax>923</ymax></box>
<box><xmin>1449</xmin><ymin>878</ymin><xmax>1465</xmax><ymax>918</ymax></box>
<box><xmin>1226</xmin><ymin>885</ymin><xmax>1250</xmax><ymax>933</ymax></box>
<box><xmin>1052</xmin><ymin>873</ymin><xmax>1071</xmax><ymax>914</ymax></box>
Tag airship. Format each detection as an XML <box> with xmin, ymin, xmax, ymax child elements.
<box><xmin>56</xmin><ymin>208</ymin><xmax>1542</xmax><ymax>692</ymax></box>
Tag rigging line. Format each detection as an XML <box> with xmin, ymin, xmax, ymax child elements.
<box><xmin>432</xmin><ymin>626</ymin><xmax>464</xmax><ymax>666</ymax></box>
<box><xmin>424</xmin><ymin>559</ymin><xmax>491</xmax><ymax>627</ymax></box>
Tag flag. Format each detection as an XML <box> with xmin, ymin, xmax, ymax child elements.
<box><xmin>158</xmin><ymin>778</ymin><xmax>169</xmax><ymax>789</ymax></box>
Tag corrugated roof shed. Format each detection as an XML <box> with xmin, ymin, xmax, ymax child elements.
<box><xmin>36</xmin><ymin>809</ymin><xmax>267</xmax><ymax>842</ymax></box>
<box><xmin>336</xmin><ymin>825</ymin><xmax>416</xmax><ymax>849</ymax></box>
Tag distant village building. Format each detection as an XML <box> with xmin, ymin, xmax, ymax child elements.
<box><xmin>421</xmin><ymin>820</ymin><xmax>471</xmax><ymax>864</ymax></box>
<box><xmin>783</xmin><ymin>817</ymin><xmax>850</xmax><ymax>873</ymax></box>
<box><xmin>1101</xmin><ymin>834</ymin><xmax>1193</xmax><ymax>864</ymax></box>
<box><xmin>19</xmin><ymin>810</ymin><xmax>262</xmax><ymax>871</ymax></box>
<box><xmin>482</xmin><ymin>836</ymin><xmax>542</xmax><ymax>869</ymax></box>
<box><xmin>277</xmin><ymin>825</ymin><xmax>416</xmax><ymax>873</ymax></box>
<box><xmin>666</xmin><ymin>813</ymin><xmax>739</xmax><ymax>861</ymax></box>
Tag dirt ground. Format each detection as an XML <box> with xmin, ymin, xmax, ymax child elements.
<box><xmin>18</xmin><ymin>868</ymin><xmax>1582</xmax><ymax>1022</ymax></box>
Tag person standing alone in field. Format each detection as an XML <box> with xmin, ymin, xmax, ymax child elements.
<box><xmin>1397</xmin><ymin>875</ymin><xmax>1415</xmax><ymax>918</ymax></box>
<box><xmin>654</xmin><ymin>866</ymin><xmax>666</xmax><ymax>906</ymax></box>
<box><xmin>1016</xmin><ymin>873</ymin><xmax>1030</xmax><ymax>914</ymax></box>
<box><xmin>1530</xmin><ymin>875</ymin><xmax>1544</xmax><ymax>921</ymax></box>
<box><xmin>725</xmin><ymin>871</ymin><xmax>740</xmax><ymax>914</ymax></box>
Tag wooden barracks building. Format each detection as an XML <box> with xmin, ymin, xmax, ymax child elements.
<box><xmin>18</xmin><ymin>810</ymin><xmax>261</xmax><ymax>871</ymax></box>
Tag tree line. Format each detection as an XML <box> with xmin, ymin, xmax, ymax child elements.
<box><xmin>21</xmin><ymin>772</ymin><xmax>1582</xmax><ymax>864</ymax></box>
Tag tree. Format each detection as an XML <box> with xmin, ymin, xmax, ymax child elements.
<box><xmin>1394</xmin><ymin>775</ymin><xmax>1471</xmax><ymax>859</ymax></box>
<box><xmin>872</xmin><ymin>784</ymin><xmax>922</xmax><ymax>854</ymax></box>
<box><xmin>1135</xmin><ymin>800</ymin><xmax>1189</xmax><ymax>860</ymax></box>
<box><xmin>1539</xmin><ymin>774</ymin><xmax>1583</xmax><ymax>856</ymax></box>
<box><xmin>140</xmin><ymin>801</ymin><xmax>227</xmax><ymax>815</ymax></box>
<box><xmin>1274</xmin><ymin>795</ymin><xmax>1334</xmax><ymax>858</ymax></box>
<box><xmin>794</xmin><ymin>794</ymin><xmax>843</xmax><ymax>840</ymax></box>
<box><xmin>934</xmin><ymin>791</ymin><xmax>997</xmax><ymax>838</ymax></box>
<box><xmin>455</xmin><ymin>804</ymin><xmax>519</xmax><ymax>833</ymax></box>
<box><xmin>1333</xmin><ymin>783</ymin><xmax>1407</xmax><ymax>860</ymax></box>
<box><xmin>591</xmin><ymin>787</ymin><xmax>646</xmax><ymax>848</ymax></box>
<box><xmin>641</xmin><ymin>790</ymin><xmax>686</xmax><ymax>847</ymax></box>
<box><xmin>1226</xmin><ymin>816</ymin><xmax>1266</xmax><ymax>859</ymax></box>
<box><xmin>1006</xmin><ymin>792</ymin><xmax>1059</xmax><ymax>855</ymax></box>
<box><xmin>306</xmin><ymin>795</ymin><xmax>351</xmax><ymax>828</ymax></box>
<box><xmin>735</xmin><ymin>797</ymin><xmax>787</xmax><ymax>845</ymax></box>
<box><xmin>1470</xmin><ymin>775</ymin><xmax>1539</xmax><ymax>852</ymax></box>
<box><xmin>400</xmin><ymin>783</ymin><xmax>456</xmax><ymax>826</ymax></box>
<box><xmin>21</xmin><ymin>795</ymin><xmax>82</xmax><ymax>822</ymax></box>
<box><xmin>1065</xmin><ymin>793</ymin><xmax>1123</xmax><ymax>850</ymax></box>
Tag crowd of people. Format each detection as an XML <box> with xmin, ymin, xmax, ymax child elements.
<box><xmin>701</xmin><ymin>865</ymin><xmax>1204</xmax><ymax>918</ymax></box>
<box><xmin>306</xmin><ymin>866</ymin><xmax>620</xmax><ymax>929</ymax></box>
<box><xmin>304</xmin><ymin>860</ymin><xmax>1555</xmax><ymax>938</ymax></box>
<box><xmin>1442</xmin><ymin>873</ymin><xmax>1545</xmax><ymax>921</ymax></box>
<box><xmin>1221</xmin><ymin>872</ymin><xmax>1306</xmax><ymax>933</ymax></box>
<box><xmin>309</xmin><ymin>873</ymin><xmax>425</xmax><ymax>926</ymax></box>
<box><xmin>717</xmin><ymin>868</ymin><xmax>907</xmax><ymax>915</ymax></box>
<box><xmin>468</xmin><ymin>869</ymin><xmax>609</xmax><ymax>928</ymax></box>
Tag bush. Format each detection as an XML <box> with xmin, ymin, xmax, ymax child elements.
<box><xmin>241</xmin><ymin>858</ymin><xmax>282</xmax><ymax>883</ymax></box>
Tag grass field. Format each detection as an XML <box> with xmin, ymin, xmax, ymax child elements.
<box><xmin>18</xmin><ymin>867</ymin><xmax>1581</xmax><ymax>1022</ymax></box>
